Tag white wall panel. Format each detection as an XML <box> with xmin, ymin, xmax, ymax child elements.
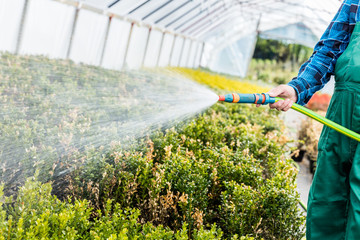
<box><xmin>194</xmin><ymin>42</ymin><xmax>203</xmax><ymax>68</ymax></box>
<box><xmin>20</xmin><ymin>0</ymin><xmax>74</xmax><ymax>58</ymax></box>
<box><xmin>143</xmin><ymin>29</ymin><xmax>162</xmax><ymax>68</ymax></box>
<box><xmin>179</xmin><ymin>38</ymin><xmax>190</xmax><ymax>67</ymax></box>
<box><xmin>187</xmin><ymin>41</ymin><xmax>197</xmax><ymax>68</ymax></box>
<box><xmin>101</xmin><ymin>19</ymin><xmax>131</xmax><ymax>70</ymax></box>
<box><xmin>69</xmin><ymin>9</ymin><xmax>108</xmax><ymax>65</ymax></box>
<box><xmin>158</xmin><ymin>33</ymin><xmax>174</xmax><ymax>67</ymax></box>
<box><xmin>169</xmin><ymin>36</ymin><xmax>184</xmax><ymax>67</ymax></box>
<box><xmin>125</xmin><ymin>25</ymin><xmax>148</xmax><ymax>69</ymax></box>
<box><xmin>0</xmin><ymin>0</ymin><xmax>25</xmax><ymax>52</ymax></box>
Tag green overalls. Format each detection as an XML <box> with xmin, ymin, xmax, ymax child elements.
<box><xmin>307</xmin><ymin>22</ymin><xmax>360</xmax><ymax>239</ymax></box>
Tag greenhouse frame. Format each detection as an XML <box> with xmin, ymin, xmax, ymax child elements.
<box><xmin>0</xmin><ymin>0</ymin><xmax>341</xmax><ymax>76</ymax></box>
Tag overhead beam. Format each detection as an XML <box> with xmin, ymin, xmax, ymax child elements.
<box><xmin>52</xmin><ymin>0</ymin><xmax>197</xmax><ymax>42</ymax></box>
<box><xmin>142</xmin><ymin>0</ymin><xmax>174</xmax><ymax>21</ymax></box>
<box><xmin>173</xmin><ymin>1</ymin><xmax>221</xmax><ymax>31</ymax></box>
<box><xmin>128</xmin><ymin>0</ymin><xmax>151</xmax><ymax>15</ymax></box>
<box><xmin>165</xmin><ymin>3</ymin><xmax>201</xmax><ymax>28</ymax></box>
<box><xmin>108</xmin><ymin>0</ymin><xmax>121</xmax><ymax>8</ymax></box>
<box><xmin>179</xmin><ymin>4</ymin><xmax>228</xmax><ymax>33</ymax></box>
<box><xmin>185</xmin><ymin>7</ymin><xmax>239</xmax><ymax>35</ymax></box>
<box><xmin>155</xmin><ymin>0</ymin><xmax>192</xmax><ymax>24</ymax></box>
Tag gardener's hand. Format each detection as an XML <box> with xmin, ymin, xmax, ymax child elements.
<box><xmin>256</xmin><ymin>85</ymin><xmax>297</xmax><ymax>112</ymax></box>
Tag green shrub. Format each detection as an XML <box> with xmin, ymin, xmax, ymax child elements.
<box><xmin>1</xmin><ymin>176</ymin><xmax>227</xmax><ymax>239</ymax></box>
<box><xmin>67</xmin><ymin>103</ymin><xmax>305</xmax><ymax>239</ymax></box>
<box><xmin>0</xmin><ymin>175</ymin><xmax>92</xmax><ymax>240</ymax></box>
<box><xmin>0</xmin><ymin>53</ymin><xmax>305</xmax><ymax>239</ymax></box>
<box><xmin>0</xmin><ymin>104</ymin><xmax>304</xmax><ymax>239</ymax></box>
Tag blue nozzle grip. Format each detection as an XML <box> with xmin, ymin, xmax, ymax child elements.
<box><xmin>222</xmin><ymin>93</ymin><xmax>275</xmax><ymax>105</ymax></box>
<box><xmin>252</xmin><ymin>93</ymin><xmax>275</xmax><ymax>105</ymax></box>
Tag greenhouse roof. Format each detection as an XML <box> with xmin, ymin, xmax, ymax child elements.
<box><xmin>81</xmin><ymin>0</ymin><xmax>342</xmax><ymax>45</ymax></box>
<box><xmin>0</xmin><ymin>0</ymin><xmax>343</xmax><ymax>77</ymax></box>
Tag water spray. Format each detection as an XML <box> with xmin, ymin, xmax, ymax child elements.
<box><xmin>218</xmin><ymin>93</ymin><xmax>360</xmax><ymax>142</ymax></box>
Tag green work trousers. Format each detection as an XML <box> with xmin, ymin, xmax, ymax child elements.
<box><xmin>306</xmin><ymin>22</ymin><xmax>360</xmax><ymax>239</ymax></box>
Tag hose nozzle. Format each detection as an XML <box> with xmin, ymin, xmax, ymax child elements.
<box><xmin>218</xmin><ymin>93</ymin><xmax>275</xmax><ymax>105</ymax></box>
<box><xmin>218</xmin><ymin>95</ymin><xmax>225</xmax><ymax>101</ymax></box>
<box><xmin>219</xmin><ymin>93</ymin><xmax>360</xmax><ymax>143</ymax></box>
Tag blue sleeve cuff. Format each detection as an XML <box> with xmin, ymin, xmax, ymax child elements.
<box><xmin>287</xmin><ymin>83</ymin><xmax>301</xmax><ymax>105</ymax></box>
<box><xmin>287</xmin><ymin>77</ymin><xmax>310</xmax><ymax>106</ymax></box>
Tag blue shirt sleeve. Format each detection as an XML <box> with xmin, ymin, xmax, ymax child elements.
<box><xmin>287</xmin><ymin>0</ymin><xmax>355</xmax><ymax>106</ymax></box>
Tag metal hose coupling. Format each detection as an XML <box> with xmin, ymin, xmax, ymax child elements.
<box><xmin>218</xmin><ymin>93</ymin><xmax>276</xmax><ymax>105</ymax></box>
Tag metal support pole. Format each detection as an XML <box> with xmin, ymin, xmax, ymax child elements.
<box><xmin>99</xmin><ymin>15</ymin><xmax>113</xmax><ymax>66</ymax></box>
<box><xmin>186</xmin><ymin>40</ymin><xmax>193</xmax><ymax>68</ymax></box>
<box><xmin>198</xmin><ymin>42</ymin><xmax>205</xmax><ymax>68</ymax></box>
<box><xmin>123</xmin><ymin>22</ymin><xmax>135</xmax><ymax>69</ymax></box>
<box><xmin>156</xmin><ymin>32</ymin><xmax>166</xmax><ymax>67</ymax></box>
<box><xmin>178</xmin><ymin>37</ymin><xmax>186</xmax><ymax>67</ymax></box>
<box><xmin>15</xmin><ymin>0</ymin><xmax>29</xmax><ymax>54</ymax></box>
<box><xmin>168</xmin><ymin>34</ymin><xmax>177</xmax><ymax>66</ymax></box>
<box><xmin>142</xmin><ymin>27</ymin><xmax>152</xmax><ymax>67</ymax></box>
<box><xmin>67</xmin><ymin>6</ymin><xmax>80</xmax><ymax>59</ymax></box>
<box><xmin>192</xmin><ymin>42</ymin><xmax>200</xmax><ymax>68</ymax></box>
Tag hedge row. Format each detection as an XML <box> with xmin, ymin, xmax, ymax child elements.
<box><xmin>1</xmin><ymin>103</ymin><xmax>304</xmax><ymax>239</ymax></box>
<box><xmin>0</xmin><ymin>53</ymin><xmax>210</xmax><ymax>196</ymax></box>
<box><xmin>0</xmin><ymin>54</ymin><xmax>305</xmax><ymax>239</ymax></box>
<box><xmin>66</xmin><ymin>102</ymin><xmax>304</xmax><ymax>239</ymax></box>
<box><xmin>0</xmin><ymin>103</ymin><xmax>304</xmax><ymax>239</ymax></box>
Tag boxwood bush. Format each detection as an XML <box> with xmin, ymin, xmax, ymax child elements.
<box><xmin>0</xmin><ymin>53</ymin><xmax>305</xmax><ymax>239</ymax></box>
<box><xmin>66</xmin><ymin>102</ymin><xmax>304</xmax><ymax>239</ymax></box>
<box><xmin>0</xmin><ymin>176</ymin><xmax>223</xmax><ymax>239</ymax></box>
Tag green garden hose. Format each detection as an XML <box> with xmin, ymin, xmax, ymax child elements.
<box><xmin>277</xmin><ymin>97</ymin><xmax>360</xmax><ymax>142</ymax></box>
<box><xmin>218</xmin><ymin>93</ymin><xmax>360</xmax><ymax>142</ymax></box>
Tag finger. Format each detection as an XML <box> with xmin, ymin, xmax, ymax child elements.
<box><xmin>282</xmin><ymin>99</ymin><xmax>294</xmax><ymax>112</ymax></box>
<box><xmin>276</xmin><ymin>100</ymin><xmax>287</xmax><ymax>111</ymax></box>
<box><xmin>270</xmin><ymin>100</ymin><xmax>284</xmax><ymax>109</ymax></box>
<box><xmin>283</xmin><ymin>99</ymin><xmax>293</xmax><ymax>111</ymax></box>
<box><xmin>256</xmin><ymin>104</ymin><xmax>261</xmax><ymax>107</ymax></box>
<box><xmin>269</xmin><ymin>103</ymin><xmax>276</xmax><ymax>109</ymax></box>
<box><xmin>267</xmin><ymin>86</ymin><xmax>284</xmax><ymax>97</ymax></box>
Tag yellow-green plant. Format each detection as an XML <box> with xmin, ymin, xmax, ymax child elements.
<box><xmin>173</xmin><ymin>68</ymin><xmax>270</xmax><ymax>93</ymax></box>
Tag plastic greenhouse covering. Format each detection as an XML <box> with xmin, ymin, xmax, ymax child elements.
<box><xmin>0</xmin><ymin>0</ymin><xmax>342</xmax><ymax>76</ymax></box>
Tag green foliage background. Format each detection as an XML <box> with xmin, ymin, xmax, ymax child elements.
<box><xmin>246</xmin><ymin>38</ymin><xmax>313</xmax><ymax>85</ymax></box>
<box><xmin>253</xmin><ymin>38</ymin><xmax>312</xmax><ymax>65</ymax></box>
